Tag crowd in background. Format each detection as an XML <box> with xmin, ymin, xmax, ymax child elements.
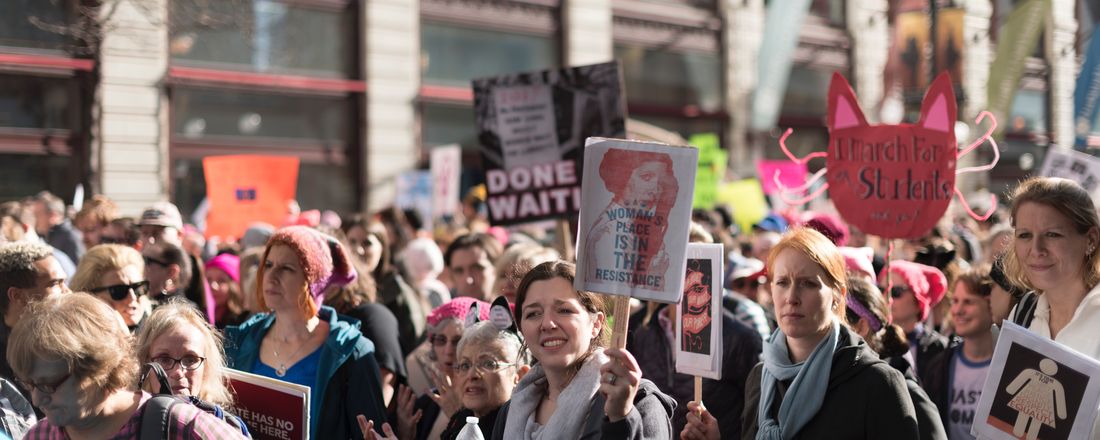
<box><xmin>0</xmin><ymin>175</ymin><xmax>1097</xmax><ymax>440</ymax></box>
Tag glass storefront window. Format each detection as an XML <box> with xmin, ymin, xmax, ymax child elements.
<box><xmin>1007</xmin><ymin>89</ymin><xmax>1047</xmax><ymax>134</ymax></box>
<box><xmin>633</xmin><ymin>115</ymin><xmax>723</xmax><ymax>141</ymax></box>
<box><xmin>421</xmin><ymin>22</ymin><xmax>557</xmax><ymax>87</ymax></box>
<box><xmin>0</xmin><ymin>0</ymin><xmax>71</xmax><ymax>51</ymax></box>
<box><xmin>422</xmin><ymin>103</ymin><xmax>477</xmax><ymax>150</ymax></box>
<box><xmin>171</xmin><ymin>88</ymin><xmax>350</xmax><ymax>143</ymax></box>
<box><xmin>172</xmin><ymin>158</ymin><xmax>357</xmax><ymax>218</ymax></box>
<box><xmin>615</xmin><ymin>45</ymin><xmax>723</xmax><ymax>113</ymax></box>
<box><xmin>0</xmin><ymin>74</ymin><xmax>77</xmax><ymax>130</ymax></box>
<box><xmin>0</xmin><ymin>153</ymin><xmax>79</xmax><ymax>201</ymax></box>
<box><xmin>170</xmin><ymin>0</ymin><xmax>356</xmax><ymax>78</ymax></box>
<box><xmin>780</xmin><ymin>67</ymin><xmax>830</xmax><ymax>118</ymax></box>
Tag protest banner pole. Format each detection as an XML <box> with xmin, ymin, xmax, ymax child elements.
<box><xmin>694</xmin><ymin>376</ymin><xmax>703</xmax><ymax>412</ymax></box>
<box><xmin>611</xmin><ymin>295</ymin><xmax>630</xmax><ymax>350</ymax></box>
<box><xmin>555</xmin><ymin>219</ymin><xmax>575</xmax><ymax>262</ymax></box>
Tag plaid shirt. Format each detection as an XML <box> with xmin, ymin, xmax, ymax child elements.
<box><xmin>23</xmin><ymin>392</ymin><xmax>247</xmax><ymax>440</ymax></box>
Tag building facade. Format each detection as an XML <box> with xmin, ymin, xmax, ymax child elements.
<box><xmin>0</xmin><ymin>0</ymin><xmax>1084</xmax><ymax>217</ymax></box>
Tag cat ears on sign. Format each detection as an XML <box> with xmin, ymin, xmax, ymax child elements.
<box><xmin>827</xmin><ymin>72</ymin><xmax>956</xmax><ymax>133</ymax></box>
<box><xmin>465</xmin><ymin>296</ymin><xmax>521</xmax><ymax>337</ymax></box>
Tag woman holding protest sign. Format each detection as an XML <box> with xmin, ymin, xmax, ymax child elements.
<box><xmin>491</xmin><ymin>260</ymin><xmax>675</xmax><ymax>439</ymax></box>
<box><xmin>10</xmin><ymin>294</ymin><xmax>246</xmax><ymax>439</ymax></box>
<box><xmin>224</xmin><ymin>226</ymin><xmax>387</xmax><ymax>439</ymax></box>
<box><xmin>684</xmin><ymin>228</ymin><xmax>918</xmax><ymax>440</ymax></box>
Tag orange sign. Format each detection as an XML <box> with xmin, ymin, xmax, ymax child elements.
<box><xmin>203</xmin><ymin>155</ymin><xmax>299</xmax><ymax>241</ymax></box>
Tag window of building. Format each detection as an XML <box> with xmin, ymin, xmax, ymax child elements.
<box><xmin>0</xmin><ymin>73</ymin><xmax>78</xmax><ymax>130</ymax></box>
<box><xmin>421</xmin><ymin>22</ymin><xmax>558</xmax><ymax>87</ymax></box>
<box><xmin>0</xmin><ymin>0</ymin><xmax>73</xmax><ymax>52</ymax></box>
<box><xmin>615</xmin><ymin>45</ymin><xmax>723</xmax><ymax>113</ymax></box>
<box><xmin>172</xmin><ymin>88</ymin><xmax>350</xmax><ymax>143</ymax></box>
<box><xmin>170</xmin><ymin>0</ymin><xmax>357</xmax><ymax>78</ymax></box>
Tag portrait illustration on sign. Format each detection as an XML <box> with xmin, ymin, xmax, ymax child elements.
<box><xmin>583</xmin><ymin>148</ymin><xmax>679</xmax><ymax>291</ymax></box>
<box><xmin>680</xmin><ymin>258</ymin><xmax>713</xmax><ymax>355</ymax></box>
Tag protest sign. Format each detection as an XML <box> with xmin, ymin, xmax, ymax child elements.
<box><xmin>430</xmin><ymin>145</ymin><xmax>462</xmax><ymax>221</ymax></box>
<box><xmin>395</xmin><ymin>170</ymin><xmax>432</xmax><ymax>225</ymax></box>
<box><xmin>575</xmin><ymin>137</ymin><xmax>698</xmax><ymax>304</ymax></box>
<box><xmin>226</xmin><ymin>369</ymin><xmax>310</xmax><ymax>440</ymax></box>
<box><xmin>825</xmin><ymin>72</ymin><xmax>959</xmax><ymax>239</ymax></box>
<box><xmin>973</xmin><ymin>322</ymin><xmax>1100</xmax><ymax>440</ymax></box>
<box><xmin>690</xmin><ymin>133</ymin><xmax>726</xmax><ymax>209</ymax></box>
<box><xmin>1038</xmin><ymin>147</ymin><xmax>1100</xmax><ymax>205</ymax></box>
<box><xmin>676</xmin><ymin>243</ymin><xmax>724</xmax><ymax>380</ymax></box>
<box><xmin>472</xmin><ymin>61</ymin><xmax>626</xmax><ymax>225</ymax></box>
<box><xmin>756</xmin><ymin>160</ymin><xmax>807</xmax><ymax>196</ymax></box>
<box><xmin>203</xmin><ymin>156</ymin><xmax>299</xmax><ymax>241</ymax></box>
<box><xmin>717</xmin><ymin>179</ymin><xmax>769</xmax><ymax>234</ymax></box>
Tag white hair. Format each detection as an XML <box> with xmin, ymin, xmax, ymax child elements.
<box><xmin>456</xmin><ymin>321</ymin><xmax>528</xmax><ymax>366</ymax></box>
<box><xmin>399</xmin><ymin>238</ymin><xmax>444</xmax><ymax>284</ymax></box>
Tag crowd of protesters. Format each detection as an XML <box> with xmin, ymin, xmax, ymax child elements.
<box><xmin>0</xmin><ymin>174</ymin><xmax>1098</xmax><ymax>439</ymax></box>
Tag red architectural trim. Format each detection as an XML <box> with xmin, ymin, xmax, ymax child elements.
<box><xmin>0</xmin><ymin>53</ymin><xmax>93</xmax><ymax>72</ymax></box>
<box><xmin>0</xmin><ymin>128</ymin><xmax>74</xmax><ymax>155</ymax></box>
<box><xmin>419</xmin><ymin>84</ymin><xmax>474</xmax><ymax>103</ymax></box>
<box><xmin>168</xmin><ymin>66</ymin><xmax>366</xmax><ymax>93</ymax></box>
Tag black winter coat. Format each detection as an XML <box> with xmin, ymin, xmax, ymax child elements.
<box><xmin>742</xmin><ymin>326</ymin><xmax>920</xmax><ymax>440</ymax></box>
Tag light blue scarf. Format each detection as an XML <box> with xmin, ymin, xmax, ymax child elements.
<box><xmin>757</xmin><ymin>321</ymin><xmax>840</xmax><ymax>440</ymax></box>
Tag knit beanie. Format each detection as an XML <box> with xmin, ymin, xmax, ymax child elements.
<box><xmin>839</xmin><ymin>246</ymin><xmax>876</xmax><ymax>283</ymax></box>
<box><xmin>204</xmin><ymin>253</ymin><xmax>240</xmax><ymax>282</ymax></box>
<box><xmin>265</xmin><ymin>226</ymin><xmax>357</xmax><ymax>304</ymax></box>
<box><xmin>803</xmin><ymin>212</ymin><xmax>850</xmax><ymax>247</ymax></box>
<box><xmin>881</xmin><ymin>260</ymin><xmax>947</xmax><ymax>320</ymax></box>
<box><xmin>426</xmin><ymin>297</ymin><xmax>491</xmax><ymax>335</ymax></box>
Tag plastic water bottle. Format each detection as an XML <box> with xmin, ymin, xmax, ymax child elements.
<box><xmin>455</xmin><ymin>416</ymin><xmax>485</xmax><ymax>440</ymax></box>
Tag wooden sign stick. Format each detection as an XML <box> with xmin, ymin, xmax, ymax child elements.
<box><xmin>611</xmin><ymin>295</ymin><xmax>631</xmax><ymax>350</ymax></box>
<box><xmin>555</xmin><ymin>219</ymin><xmax>575</xmax><ymax>263</ymax></box>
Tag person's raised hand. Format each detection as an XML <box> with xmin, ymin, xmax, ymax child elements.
<box><xmin>428</xmin><ymin>367</ymin><xmax>462</xmax><ymax>418</ymax></box>
<box><xmin>358</xmin><ymin>416</ymin><xmax>398</xmax><ymax>440</ymax></box>
<box><xmin>599</xmin><ymin>347</ymin><xmax>642</xmax><ymax>422</ymax></box>
<box><xmin>394</xmin><ymin>384</ymin><xmax>423</xmax><ymax>440</ymax></box>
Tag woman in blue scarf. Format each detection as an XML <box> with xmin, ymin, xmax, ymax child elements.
<box><xmin>683</xmin><ymin>228</ymin><xmax>919</xmax><ymax>440</ymax></box>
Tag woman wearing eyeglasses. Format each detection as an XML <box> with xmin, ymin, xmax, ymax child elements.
<box><xmin>9</xmin><ymin>293</ymin><xmax>247</xmax><ymax>439</ymax></box>
<box><xmin>225</xmin><ymin>226</ymin><xmax>387</xmax><ymax>439</ymax></box>
<box><xmin>399</xmin><ymin>297</ymin><xmax>490</xmax><ymax>440</ymax></box>
<box><xmin>135</xmin><ymin>302</ymin><xmax>232</xmax><ymax>407</ymax></box>
<box><xmin>70</xmin><ymin>244</ymin><xmax>152</xmax><ymax>332</ymax></box>
<box><xmin>443</xmin><ymin>318</ymin><xmax>530</xmax><ymax>439</ymax></box>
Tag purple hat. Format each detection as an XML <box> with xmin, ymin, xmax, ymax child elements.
<box><xmin>265</xmin><ymin>226</ymin><xmax>357</xmax><ymax>304</ymax></box>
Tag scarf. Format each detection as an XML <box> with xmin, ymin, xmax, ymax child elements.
<box><xmin>502</xmin><ymin>349</ymin><xmax>610</xmax><ymax>440</ymax></box>
<box><xmin>757</xmin><ymin>321</ymin><xmax>839</xmax><ymax>440</ymax></box>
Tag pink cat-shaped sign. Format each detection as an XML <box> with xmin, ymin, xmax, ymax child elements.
<box><xmin>773</xmin><ymin>72</ymin><xmax>998</xmax><ymax>239</ymax></box>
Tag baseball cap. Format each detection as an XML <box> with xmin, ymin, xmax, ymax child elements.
<box><xmin>139</xmin><ymin>202</ymin><xmax>183</xmax><ymax>230</ymax></box>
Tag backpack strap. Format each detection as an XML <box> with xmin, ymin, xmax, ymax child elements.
<box><xmin>1012</xmin><ymin>292</ymin><xmax>1039</xmax><ymax>328</ymax></box>
<box><xmin>139</xmin><ymin>362</ymin><xmax>173</xmax><ymax>396</ymax></box>
<box><xmin>139</xmin><ymin>395</ymin><xmax>183</xmax><ymax>439</ymax></box>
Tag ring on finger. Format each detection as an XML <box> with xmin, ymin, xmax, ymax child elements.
<box><xmin>605</xmin><ymin>373</ymin><xmax>617</xmax><ymax>385</ymax></box>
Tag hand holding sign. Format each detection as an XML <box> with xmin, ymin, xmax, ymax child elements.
<box><xmin>599</xmin><ymin>347</ymin><xmax>643</xmax><ymax>422</ymax></box>
<box><xmin>681</xmin><ymin>401</ymin><xmax>720</xmax><ymax>440</ymax></box>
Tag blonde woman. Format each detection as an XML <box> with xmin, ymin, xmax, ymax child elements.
<box><xmin>135</xmin><ymin>302</ymin><xmax>233</xmax><ymax>407</ymax></box>
<box><xmin>70</xmin><ymin>244</ymin><xmax>151</xmax><ymax>331</ymax></box>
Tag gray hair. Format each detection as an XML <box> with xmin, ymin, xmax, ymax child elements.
<box><xmin>456</xmin><ymin>321</ymin><xmax>528</xmax><ymax>366</ymax></box>
<box><xmin>0</xmin><ymin>242</ymin><xmax>55</xmax><ymax>314</ymax></box>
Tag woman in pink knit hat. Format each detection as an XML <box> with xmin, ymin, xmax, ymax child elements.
<box><xmin>205</xmin><ymin>252</ymin><xmax>248</xmax><ymax>328</ymax></box>
<box><xmin>880</xmin><ymin>260</ymin><xmax>949</xmax><ymax>383</ymax></box>
<box><xmin>224</xmin><ymin>226</ymin><xmax>387</xmax><ymax>439</ymax></box>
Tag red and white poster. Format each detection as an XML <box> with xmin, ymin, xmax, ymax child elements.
<box><xmin>225</xmin><ymin>369</ymin><xmax>311</xmax><ymax>440</ymax></box>
<box><xmin>430</xmin><ymin>144</ymin><xmax>462</xmax><ymax>221</ymax></box>
<box><xmin>575</xmin><ymin>137</ymin><xmax>698</xmax><ymax>304</ymax></box>
<box><xmin>676</xmin><ymin>243</ymin><xmax>724</xmax><ymax>379</ymax></box>
<box><xmin>203</xmin><ymin>156</ymin><xmax>299</xmax><ymax>241</ymax></box>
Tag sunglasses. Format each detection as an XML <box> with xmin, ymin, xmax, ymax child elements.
<box><xmin>143</xmin><ymin>256</ymin><xmax>170</xmax><ymax>267</ymax></box>
<box><xmin>889</xmin><ymin>286</ymin><xmax>911</xmax><ymax>299</ymax></box>
<box><xmin>90</xmin><ymin>281</ymin><xmax>150</xmax><ymax>301</ymax></box>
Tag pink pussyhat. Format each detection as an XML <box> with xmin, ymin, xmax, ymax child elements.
<box><xmin>265</xmin><ymin>226</ymin><xmax>357</xmax><ymax>305</ymax></box>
